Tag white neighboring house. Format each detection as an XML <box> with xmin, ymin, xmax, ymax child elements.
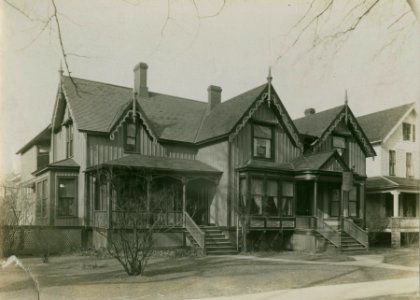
<box><xmin>358</xmin><ymin>103</ymin><xmax>419</xmax><ymax>247</ymax></box>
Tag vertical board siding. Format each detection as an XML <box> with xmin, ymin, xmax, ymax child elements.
<box><xmin>321</xmin><ymin>157</ymin><xmax>344</xmax><ymax>172</ymax></box>
<box><xmin>87</xmin><ymin>123</ymin><xmax>200</xmax><ymax>167</ymax></box>
<box><xmin>348</xmin><ymin>140</ymin><xmax>366</xmax><ymax>176</ymax></box>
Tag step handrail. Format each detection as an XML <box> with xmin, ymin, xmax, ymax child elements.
<box><xmin>316</xmin><ymin>209</ymin><xmax>341</xmax><ymax>248</ymax></box>
<box><xmin>342</xmin><ymin>217</ymin><xmax>368</xmax><ymax>248</ymax></box>
<box><xmin>184</xmin><ymin>212</ymin><xmax>206</xmax><ymax>250</ymax></box>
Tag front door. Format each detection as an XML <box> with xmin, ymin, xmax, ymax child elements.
<box><xmin>186</xmin><ymin>180</ymin><xmax>211</xmax><ymax>225</ymax></box>
<box><xmin>296</xmin><ymin>181</ymin><xmax>313</xmax><ymax>216</ymax></box>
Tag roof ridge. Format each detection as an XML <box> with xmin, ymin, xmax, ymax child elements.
<box><xmin>293</xmin><ymin>105</ymin><xmax>345</xmax><ymax>122</ymax></box>
<box><xmin>357</xmin><ymin>102</ymin><xmax>415</xmax><ymax>119</ymax></box>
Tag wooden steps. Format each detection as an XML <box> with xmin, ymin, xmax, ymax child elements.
<box><xmin>185</xmin><ymin>226</ymin><xmax>238</xmax><ymax>255</ymax></box>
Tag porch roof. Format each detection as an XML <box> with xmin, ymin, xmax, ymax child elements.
<box><xmin>366</xmin><ymin>176</ymin><xmax>420</xmax><ymax>191</ymax></box>
<box><xmin>87</xmin><ymin>154</ymin><xmax>222</xmax><ymax>174</ymax></box>
<box><xmin>32</xmin><ymin>158</ymin><xmax>80</xmax><ymax>176</ymax></box>
<box><xmin>291</xmin><ymin>150</ymin><xmax>348</xmax><ymax>171</ymax></box>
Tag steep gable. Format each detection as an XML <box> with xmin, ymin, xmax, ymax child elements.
<box><xmin>294</xmin><ymin>105</ymin><xmax>375</xmax><ymax>157</ymax></box>
<box><xmin>357</xmin><ymin>102</ymin><xmax>415</xmax><ymax>144</ymax></box>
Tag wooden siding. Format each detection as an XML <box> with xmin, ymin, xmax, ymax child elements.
<box><xmin>21</xmin><ymin>146</ymin><xmax>37</xmax><ymax>182</ymax></box>
<box><xmin>348</xmin><ymin>140</ymin><xmax>366</xmax><ymax>176</ymax></box>
<box><xmin>321</xmin><ymin>157</ymin><xmax>344</xmax><ymax>172</ymax></box>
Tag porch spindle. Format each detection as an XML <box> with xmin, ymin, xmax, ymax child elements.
<box><xmin>313</xmin><ymin>180</ymin><xmax>318</xmax><ymax>217</ymax></box>
<box><xmin>182</xmin><ymin>177</ymin><xmax>186</xmax><ymax>227</ymax></box>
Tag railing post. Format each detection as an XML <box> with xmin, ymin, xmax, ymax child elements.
<box><xmin>182</xmin><ymin>177</ymin><xmax>186</xmax><ymax>227</ymax></box>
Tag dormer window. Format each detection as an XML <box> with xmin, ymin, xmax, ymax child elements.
<box><xmin>125</xmin><ymin>121</ymin><xmax>137</xmax><ymax>152</ymax></box>
<box><xmin>253</xmin><ymin>123</ymin><xmax>273</xmax><ymax>159</ymax></box>
<box><xmin>65</xmin><ymin>121</ymin><xmax>73</xmax><ymax>158</ymax></box>
<box><xmin>333</xmin><ymin>136</ymin><xmax>346</xmax><ymax>156</ymax></box>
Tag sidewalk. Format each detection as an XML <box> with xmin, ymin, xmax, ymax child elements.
<box><xmin>195</xmin><ymin>276</ymin><xmax>419</xmax><ymax>300</ymax></box>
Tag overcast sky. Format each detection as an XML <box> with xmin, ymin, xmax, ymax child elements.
<box><xmin>0</xmin><ymin>0</ymin><xmax>419</xmax><ymax>181</ymax></box>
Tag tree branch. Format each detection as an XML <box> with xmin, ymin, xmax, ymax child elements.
<box><xmin>3</xmin><ymin>0</ymin><xmax>33</xmax><ymax>21</ymax></box>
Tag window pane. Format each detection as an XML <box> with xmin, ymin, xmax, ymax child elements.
<box><xmin>42</xmin><ymin>180</ymin><xmax>48</xmax><ymax>198</ymax></box>
<box><xmin>37</xmin><ymin>182</ymin><xmax>42</xmax><ymax>199</ymax></box>
<box><xmin>59</xmin><ymin>179</ymin><xmax>76</xmax><ymax>197</ymax></box>
<box><xmin>282</xmin><ymin>197</ymin><xmax>293</xmax><ymax>216</ymax></box>
<box><xmin>267</xmin><ymin>180</ymin><xmax>278</xmax><ymax>196</ymax></box>
<box><xmin>254</xmin><ymin>138</ymin><xmax>271</xmax><ymax>158</ymax></box>
<box><xmin>282</xmin><ymin>182</ymin><xmax>294</xmax><ymax>197</ymax></box>
<box><xmin>349</xmin><ymin>202</ymin><xmax>357</xmax><ymax>217</ymax></box>
<box><xmin>333</xmin><ymin>136</ymin><xmax>346</xmax><ymax>148</ymax></box>
<box><xmin>251</xmin><ymin>196</ymin><xmax>262</xmax><ymax>215</ymax></box>
<box><xmin>254</xmin><ymin>125</ymin><xmax>271</xmax><ymax>138</ymax></box>
<box><xmin>127</xmin><ymin>123</ymin><xmax>136</xmax><ymax>137</ymax></box>
<box><xmin>349</xmin><ymin>187</ymin><xmax>357</xmax><ymax>201</ymax></box>
<box><xmin>251</xmin><ymin>179</ymin><xmax>263</xmax><ymax>195</ymax></box>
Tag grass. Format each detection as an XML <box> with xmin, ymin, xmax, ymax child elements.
<box><xmin>0</xmin><ymin>248</ymin><xmax>418</xmax><ymax>300</ymax></box>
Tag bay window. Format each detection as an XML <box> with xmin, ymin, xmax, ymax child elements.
<box><xmin>281</xmin><ymin>182</ymin><xmax>294</xmax><ymax>216</ymax></box>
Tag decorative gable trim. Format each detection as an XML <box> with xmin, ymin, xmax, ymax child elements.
<box><xmin>382</xmin><ymin>104</ymin><xmax>416</xmax><ymax>144</ymax></box>
<box><xmin>109</xmin><ymin>100</ymin><xmax>157</xmax><ymax>142</ymax></box>
<box><xmin>320</xmin><ymin>152</ymin><xmax>349</xmax><ymax>172</ymax></box>
<box><xmin>228</xmin><ymin>87</ymin><xmax>303</xmax><ymax>150</ymax></box>
<box><xmin>313</xmin><ymin>106</ymin><xmax>376</xmax><ymax>157</ymax></box>
<box><xmin>53</xmin><ymin>80</ymin><xmax>77</xmax><ymax>132</ymax></box>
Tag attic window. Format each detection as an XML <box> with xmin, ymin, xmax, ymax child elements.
<box><xmin>125</xmin><ymin>121</ymin><xmax>137</xmax><ymax>152</ymax></box>
<box><xmin>333</xmin><ymin>136</ymin><xmax>346</xmax><ymax>156</ymax></box>
<box><xmin>403</xmin><ymin>123</ymin><xmax>415</xmax><ymax>141</ymax></box>
<box><xmin>253</xmin><ymin>123</ymin><xmax>273</xmax><ymax>160</ymax></box>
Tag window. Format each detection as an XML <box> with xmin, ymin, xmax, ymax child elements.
<box><xmin>58</xmin><ymin>178</ymin><xmax>77</xmax><ymax>217</ymax></box>
<box><xmin>125</xmin><ymin>122</ymin><xmax>137</xmax><ymax>152</ymax></box>
<box><xmin>253</xmin><ymin>124</ymin><xmax>273</xmax><ymax>159</ymax></box>
<box><xmin>37</xmin><ymin>145</ymin><xmax>49</xmax><ymax>170</ymax></box>
<box><xmin>406</xmin><ymin>152</ymin><xmax>413</xmax><ymax>178</ymax></box>
<box><xmin>264</xmin><ymin>180</ymin><xmax>278</xmax><ymax>216</ymax></box>
<box><xmin>389</xmin><ymin>150</ymin><xmax>396</xmax><ymax>176</ymax></box>
<box><xmin>403</xmin><ymin>123</ymin><xmax>412</xmax><ymax>141</ymax></box>
<box><xmin>66</xmin><ymin>123</ymin><xmax>73</xmax><ymax>158</ymax></box>
<box><xmin>413</xmin><ymin>125</ymin><xmax>416</xmax><ymax>142</ymax></box>
<box><xmin>348</xmin><ymin>187</ymin><xmax>358</xmax><ymax>217</ymax></box>
<box><xmin>281</xmin><ymin>182</ymin><xmax>294</xmax><ymax>216</ymax></box>
<box><xmin>333</xmin><ymin>136</ymin><xmax>346</xmax><ymax>156</ymax></box>
<box><xmin>330</xmin><ymin>189</ymin><xmax>340</xmax><ymax>217</ymax></box>
<box><xmin>94</xmin><ymin>176</ymin><xmax>107</xmax><ymax>211</ymax></box>
<box><xmin>36</xmin><ymin>180</ymin><xmax>48</xmax><ymax>218</ymax></box>
<box><xmin>250</xmin><ymin>179</ymin><xmax>263</xmax><ymax>215</ymax></box>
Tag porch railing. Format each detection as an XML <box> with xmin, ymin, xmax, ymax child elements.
<box><xmin>184</xmin><ymin>212</ymin><xmax>206</xmax><ymax>250</ymax></box>
<box><xmin>295</xmin><ymin>216</ymin><xmax>317</xmax><ymax>229</ymax></box>
<box><xmin>390</xmin><ymin>217</ymin><xmax>419</xmax><ymax>229</ymax></box>
<box><xmin>93</xmin><ymin>211</ymin><xmax>183</xmax><ymax>229</ymax></box>
<box><xmin>342</xmin><ymin>218</ymin><xmax>368</xmax><ymax>248</ymax></box>
<box><xmin>316</xmin><ymin>209</ymin><xmax>341</xmax><ymax>247</ymax></box>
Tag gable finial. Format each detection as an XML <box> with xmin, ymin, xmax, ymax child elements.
<box><xmin>344</xmin><ymin>89</ymin><xmax>348</xmax><ymax>106</ymax></box>
<box><xmin>267</xmin><ymin>66</ymin><xmax>273</xmax><ymax>106</ymax></box>
<box><xmin>59</xmin><ymin>61</ymin><xmax>64</xmax><ymax>76</ymax></box>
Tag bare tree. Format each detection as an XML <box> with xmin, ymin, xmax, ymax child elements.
<box><xmin>95</xmin><ymin>169</ymin><xmax>182</xmax><ymax>276</ymax></box>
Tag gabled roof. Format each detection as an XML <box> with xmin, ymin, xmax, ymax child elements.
<box><xmin>16</xmin><ymin>124</ymin><xmax>51</xmax><ymax>154</ymax></box>
<box><xmin>32</xmin><ymin>158</ymin><xmax>80</xmax><ymax>176</ymax></box>
<box><xmin>291</xmin><ymin>150</ymin><xmax>348</xmax><ymax>171</ymax></box>
<box><xmin>195</xmin><ymin>84</ymin><xmax>267</xmax><ymax>142</ymax></box>
<box><xmin>60</xmin><ymin>75</ymin><xmax>274</xmax><ymax>144</ymax></box>
<box><xmin>293</xmin><ymin>105</ymin><xmax>376</xmax><ymax>157</ymax></box>
<box><xmin>366</xmin><ymin>176</ymin><xmax>420</xmax><ymax>191</ymax></box>
<box><xmin>294</xmin><ymin>105</ymin><xmax>344</xmax><ymax>137</ymax></box>
<box><xmin>89</xmin><ymin>154</ymin><xmax>221</xmax><ymax>174</ymax></box>
<box><xmin>357</xmin><ymin>102</ymin><xmax>415</xmax><ymax>144</ymax></box>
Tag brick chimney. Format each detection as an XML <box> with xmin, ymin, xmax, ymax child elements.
<box><xmin>207</xmin><ymin>85</ymin><xmax>222</xmax><ymax>110</ymax></box>
<box><xmin>133</xmin><ymin>62</ymin><xmax>148</xmax><ymax>97</ymax></box>
<box><xmin>304</xmin><ymin>108</ymin><xmax>316</xmax><ymax>116</ymax></box>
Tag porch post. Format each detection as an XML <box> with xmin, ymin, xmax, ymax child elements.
<box><xmin>313</xmin><ymin>180</ymin><xmax>318</xmax><ymax>217</ymax></box>
<box><xmin>182</xmin><ymin>177</ymin><xmax>186</xmax><ymax>227</ymax></box>
<box><xmin>392</xmin><ymin>191</ymin><xmax>400</xmax><ymax>217</ymax></box>
<box><xmin>359</xmin><ymin>183</ymin><xmax>365</xmax><ymax>227</ymax></box>
<box><xmin>146</xmin><ymin>176</ymin><xmax>151</xmax><ymax>213</ymax></box>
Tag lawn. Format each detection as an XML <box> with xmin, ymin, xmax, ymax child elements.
<box><xmin>0</xmin><ymin>249</ymin><xmax>418</xmax><ymax>300</ymax></box>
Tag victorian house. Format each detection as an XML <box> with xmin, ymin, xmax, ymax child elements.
<box><xmin>16</xmin><ymin>63</ymin><xmax>375</xmax><ymax>254</ymax></box>
<box><xmin>358</xmin><ymin>103</ymin><xmax>419</xmax><ymax>247</ymax></box>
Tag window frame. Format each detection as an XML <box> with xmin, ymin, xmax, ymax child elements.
<box><xmin>402</xmin><ymin>123</ymin><xmax>412</xmax><ymax>141</ymax></box>
<box><xmin>57</xmin><ymin>177</ymin><xmax>78</xmax><ymax>218</ymax></box>
<box><xmin>252</xmin><ymin>121</ymin><xmax>275</xmax><ymax>161</ymax></box>
<box><xmin>36</xmin><ymin>179</ymin><xmax>48</xmax><ymax>219</ymax></box>
<box><xmin>406</xmin><ymin>152</ymin><xmax>413</xmax><ymax>178</ymax></box>
<box><xmin>65</xmin><ymin>122</ymin><xmax>74</xmax><ymax>158</ymax></box>
<box><xmin>329</xmin><ymin>189</ymin><xmax>341</xmax><ymax>217</ymax></box>
<box><xmin>389</xmin><ymin>150</ymin><xmax>396</xmax><ymax>176</ymax></box>
<box><xmin>124</xmin><ymin>120</ymin><xmax>138</xmax><ymax>152</ymax></box>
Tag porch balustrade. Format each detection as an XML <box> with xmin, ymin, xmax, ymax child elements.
<box><xmin>295</xmin><ymin>216</ymin><xmax>317</xmax><ymax>229</ymax></box>
<box><xmin>93</xmin><ymin>211</ymin><xmax>183</xmax><ymax>229</ymax></box>
<box><xmin>390</xmin><ymin>217</ymin><xmax>419</xmax><ymax>230</ymax></box>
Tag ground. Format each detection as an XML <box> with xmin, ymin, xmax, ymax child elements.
<box><xmin>0</xmin><ymin>248</ymin><xmax>418</xmax><ymax>300</ymax></box>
